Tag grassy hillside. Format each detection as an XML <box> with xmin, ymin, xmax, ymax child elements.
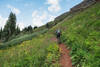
<box><xmin>51</xmin><ymin>2</ymin><xmax>100</xmax><ymax>67</ymax></box>
<box><xmin>0</xmin><ymin>33</ymin><xmax>60</xmax><ymax>67</ymax></box>
<box><xmin>0</xmin><ymin>29</ymin><xmax>48</xmax><ymax>49</ymax></box>
<box><xmin>0</xmin><ymin>2</ymin><xmax>100</xmax><ymax>67</ymax></box>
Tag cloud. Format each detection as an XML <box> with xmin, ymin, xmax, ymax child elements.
<box><xmin>46</xmin><ymin>0</ymin><xmax>61</xmax><ymax>13</ymax></box>
<box><xmin>48</xmin><ymin>15</ymin><xmax>56</xmax><ymax>21</ymax></box>
<box><xmin>32</xmin><ymin>10</ymin><xmax>56</xmax><ymax>27</ymax></box>
<box><xmin>7</xmin><ymin>5</ymin><xmax>21</xmax><ymax>15</ymax></box>
<box><xmin>31</xmin><ymin>0</ymin><xmax>61</xmax><ymax>27</ymax></box>
<box><xmin>32</xmin><ymin>10</ymin><xmax>47</xmax><ymax>27</ymax></box>
<box><xmin>0</xmin><ymin>15</ymin><xmax>24</xmax><ymax>30</ymax></box>
<box><xmin>0</xmin><ymin>15</ymin><xmax>8</xmax><ymax>29</ymax></box>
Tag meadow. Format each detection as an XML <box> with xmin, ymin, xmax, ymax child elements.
<box><xmin>0</xmin><ymin>33</ymin><xmax>60</xmax><ymax>67</ymax></box>
<box><xmin>51</xmin><ymin>2</ymin><xmax>100</xmax><ymax>67</ymax></box>
<box><xmin>0</xmin><ymin>2</ymin><xmax>100</xmax><ymax>67</ymax></box>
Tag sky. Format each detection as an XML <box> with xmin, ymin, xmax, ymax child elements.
<box><xmin>0</xmin><ymin>0</ymin><xmax>83</xmax><ymax>30</ymax></box>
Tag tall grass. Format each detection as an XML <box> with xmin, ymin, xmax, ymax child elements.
<box><xmin>0</xmin><ymin>2</ymin><xmax>100</xmax><ymax>67</ymax></box>
<box><xmin>0</xmin><ymin>33</ymin><xmax>60</xmax><ymax>67</ymax></box>
<box><xmin>60</xmin><ymin>3</ymin><xmax>100</xmax><ymax>67</ymax></box>
<box><xmin>0</xmin><ymin>29</ymin><xmax>48</xmax><ymax>49</ymax></box>
<box><xmin>51</xmin><ymin>2</ymin><xmax>100</xmax><ymax>67</ymax></box>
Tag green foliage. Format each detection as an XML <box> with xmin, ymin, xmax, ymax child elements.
<box><xmin>15</xmin><ymin>26</ymin><xmax>20</xmax><ymax>35</ymax></box>
<box><xmin>3</xmin><ymin>12</ymin><xmax>17</xmax><ymax>41</ymax></box>
<box><xmin>22</xmin><ymin>25</ymin><xmax>33</xmax><ymax>33</ymax></box>
<box><xmin>43</xmin><ymin>44</ymin><xmax>60</xmax><ymax>67</ymax></box>
<box><xmin>34</xmin><ymin>26</ymin><xmax>38</xmax><ymax>30</ymax></box>
<box><xmin>56</xmin><ymin>2</ymin><xmax>100</xmax><ymax>67</ymax></box>
<box><xmin>0</xmin><ymin>33</ymin><xmax>57</xmax><ymax>67</ymax></box>
<box><xmin>0</xmin><ymin>12</ymin><xmax>21</xmax><ymax>42</ymax></box>
<box><xmin>0</xmin><ymin>2</ymin><xmax>100</xmax><ymax>67</ymax></box>
<box><xmin>0</xmin><ymin>28</ymin><xmax>3</xmax><ymax>39</ymax></box>
<box><xmin>0</xmin><ymin>29</ymin><xmax>48</xmax><ymax>49</ymax></box>
<box><xmin>46</xmin><ymin>23</ymin><xmax>49</xmax><ymax>29</ymax></box>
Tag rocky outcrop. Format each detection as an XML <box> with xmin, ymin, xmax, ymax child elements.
<box><xmin>70</xmin><ymin>0</ymin><xmax>96</xmax><ymax>12</ymax></box>
<box><xmin>53</xmin><ymin>0</ymin><xmax>98</xmax><ymax>25</ymax></box>
<box><xmin>95</xmin><ymin>0</ymin><xmax>100</xmax><ymax>1</ymax></box>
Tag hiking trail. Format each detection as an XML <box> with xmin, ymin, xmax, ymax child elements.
<box><xmin>51</xmin><ymin>37</ymin><xmax>72</xmax><ymax>67</ymax></box>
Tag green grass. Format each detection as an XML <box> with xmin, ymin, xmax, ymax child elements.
<box><xmin>0</xmin><ymin>29</ymin><xmax>48</xmax><ymax>49</ymax></box>
<box><xmin>52</xmin><ymin>2</ymin><xmax>100</xmax><ymax>67</ymax></box>
<box><xmin>0</xmin><ymin>2</ymin><xmax>100</xmax><ymax>67</ymax></box>
<box><xmin>0</xmin><ymin>33</ymin><xmax>60</xmax><ymax>67</ymax></box>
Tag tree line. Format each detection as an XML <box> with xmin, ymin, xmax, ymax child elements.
<box><xmin>0</xmin><ymin>12</ymin><xmax>52</xmax><ymax>42</ymax></box>
<box><xmin>0</xmin><ymin>12</ymin><xmax>35</xmax><ymax>42</ymax></box>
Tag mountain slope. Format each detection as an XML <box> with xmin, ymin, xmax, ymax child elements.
<box><xmin>0</xmin><ymin>2</ymin><xmax>100</xmax><ymax>67</ymax></box>
<box><xmin>51</xmin><ymin>2</ymin><xmax>100</xmax><ymax>67</ymax></box>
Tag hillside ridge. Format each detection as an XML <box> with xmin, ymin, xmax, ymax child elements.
<box><xmin>54</xmin><ymin>0</ymin><xmax>98</xmax><ymax>25</ymax></box>
<box><xmin>0</xmin><ymin>1</ymin><xmax>99</xmax><ymax>67</ymax></box>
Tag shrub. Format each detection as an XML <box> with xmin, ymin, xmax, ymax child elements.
<box><xmin>43</xmin><ymin>44</ymin><xmax>60</xmax><ymax>67</ymax></box>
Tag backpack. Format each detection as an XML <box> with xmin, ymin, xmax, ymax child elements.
<box><xmin>57</xmin><ymin>29</ymin><xmax>60</xmax><ymax>34</ymax></box>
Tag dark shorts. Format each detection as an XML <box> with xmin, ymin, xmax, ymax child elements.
<box><xmin>56</xmin><ymin>33</ymin><xmax>60</xmax><ymax>38</ymax></box>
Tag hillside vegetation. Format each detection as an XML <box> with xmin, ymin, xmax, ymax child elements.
<box><xmin>51</xmin><ymin>2</ymin><xmax>100</xmax><ymax>67</ymax></box>
<box><xmin>0</xmin><ymin>33</ymin><xmax>60</xmax><ymax>67</ymax></box>
<box><xmin>0</xmin><ymin>2</ymin><xmax>100</xmax><ymax>67</ymax></box>
<box><xmin>0</xmin><ymin>29</ymin><xmax>48</xmax><ymax>49</ymax></box>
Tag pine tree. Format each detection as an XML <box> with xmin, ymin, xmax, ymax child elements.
<box><xmin>34</xmin><ymin>26</ymin><xmax>38</xmax><ymax>30</ymax></box>
<box><xmin>3</xmin><ymin>12</ymin><xmax>16</xmax><ymax>41</ymax></box>
<box><xmin>46</xmin><ymin>23</ymin><xmax>49</xmax><ymax>29</ymax></box>
<box><xmin>0</xmin><ymin>28</ymin><xmax>3</xmax><ymax>39</ymax></box>
<box><xmin>0</xmin><ymin>28</ymin><xmax>2</xmax><ymax>39</ymax></box>
<box><xmin>15</xmin><ymin>26</ymin><xmax>20</xmax><ymax>35</ymax></box>
<box><xmin>22</xmin><ymin>25</ymin><xmax>32</xmax><ymax>33</ymax></box>
<box><xmin>28</xmin><ymin>25</ymin><xmax>32</xmax><ymax>32</ymax></box>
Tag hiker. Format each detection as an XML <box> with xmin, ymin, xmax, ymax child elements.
<box><xmin>56</xmin><ymin>29</ymin><xmax>61</xmax><ymax>44</ymax></box>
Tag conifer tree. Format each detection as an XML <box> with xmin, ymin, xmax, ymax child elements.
<box><xmin>15</xmin><ymin>26</ymin><xmax>20</xmax><ymax>35</ymax></box>
<box><xmin>0</xmin><ymin>28</ymin><xmax>2</xmax><ymax>39</ymax></box>
<box><xmin>3</xmin><ymin>12</ymin><xmax>16</xmax><ymax>41</ymax></box>
<box><xmin>28</xmin><ymin>25</ymin><xmax>32</xmax><ymax>32</ymax></box>
<box><xmin>46</xmin><ymin>23</ymin><xmax>49</xmax><ymax>29</ymax></box>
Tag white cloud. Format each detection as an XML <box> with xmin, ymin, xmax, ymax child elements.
<box><xmin>48</xmin><ymin>15</ymin><xmax>55</xmax><ymax>21</ymax></box>
<box><xmin>0</xmin><ymin>15</ymin><xmax>24</xmax><ymax>30</ymax></box>
<box><xmin>17</xmin><ymin>22</ymin><xmax>25</xmax><ymax>30</ymax></box>
<box><xmin>7</xmin><ymin>5</ymin><xmax>21</xmax><ymax>15</ymax></box>
<box><xmin>46</xmin><ymin>0</ymin><xmax>61</xmax><ymax>13</ymax></box>
<box><xmin>0</xmin><ymin>15</ymin><xmax>8</xmax><ymax>29</ymax></box>
<box><xmin>32</xmin><ymin>10</ymin><xmax>56</xmax><ymax>27</ymax></box>
<box><xmin>31</xmin><ymin>0</ymin><xmax>60</xmax><ymax>27</ymax></box>
<box><xmin>32</xmin><ymin>10</ymin><xmax>47</xmax><ymax>27</ymax></box>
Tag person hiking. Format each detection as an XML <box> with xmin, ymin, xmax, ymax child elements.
<box><xmin>56</xmin><ymin>29</ymin><xmax>61</xmax><ymax>44</ymax></box>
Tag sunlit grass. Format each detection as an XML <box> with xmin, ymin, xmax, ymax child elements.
<box><xmin>0</xmin><ymin>2</ymin><xmax>100</xmax><ymax>67</ymax></box>
<box><xmin>53</xmin><ymin>3</ymin><xmax>100</xmax><ymax>67</ymax></box>
<box><xmin>0</xmin><ymin>33</ymin><xmax>60</xmax><ymax>67</ymax></box>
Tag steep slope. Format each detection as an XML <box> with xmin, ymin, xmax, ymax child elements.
<box><xmin>0</xmin><ymin>29</ymin><xmax>48</xmax><ymax>49</ymax></box>
<box><xmin>0</xmin><ymin>1</ymin><xmax>100</xmax><ymax>67</ymax></box>
<box><xmin>51</xmin><ymin>2</ymin><xmax>100</xmax><ymax>67</ymax></box>
<box><xmin>59</xmin><ymin>44</ymin><xmax>72</xmax><ymax>67</ymax></box>
<box><xmin>0</xmin><ymin>34</ymin><xmax>60</xmax><ymax>67</ymax></box>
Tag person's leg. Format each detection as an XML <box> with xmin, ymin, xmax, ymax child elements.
<box><xmin>57</xmin><ymin>37</ymin><xmax>61</xmax><ymax>44</ymax></box>
<box><xmin>59</xmin><ymin>36</ymin><xmax>61</xmax><ymax>44</ymax></box>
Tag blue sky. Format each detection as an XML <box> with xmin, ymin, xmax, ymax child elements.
<box><xmin>0</xmin><ymin>0</ymin><xmax>83</xmax><ymax>30</ymax></box>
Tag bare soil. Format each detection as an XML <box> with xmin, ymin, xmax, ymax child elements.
<box><xmin>59</xmin><ymin>44</ymin><xmax>72</xmax><ymax>67</ymax></box>
<box><xmin>51</xmin><ymin>37</ymin><xmax>72</xmax><ymax>67</ymax></box>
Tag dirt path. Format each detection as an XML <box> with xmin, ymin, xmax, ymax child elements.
<box><xmin>59</xmin><ymin>44</ymin><xmax>72</xmax><ymax>67</ymax></box>
<box><xmin>51</xmin><ymin>37</ymin><xmax>72</xmax><ymax>67</ymax></box>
